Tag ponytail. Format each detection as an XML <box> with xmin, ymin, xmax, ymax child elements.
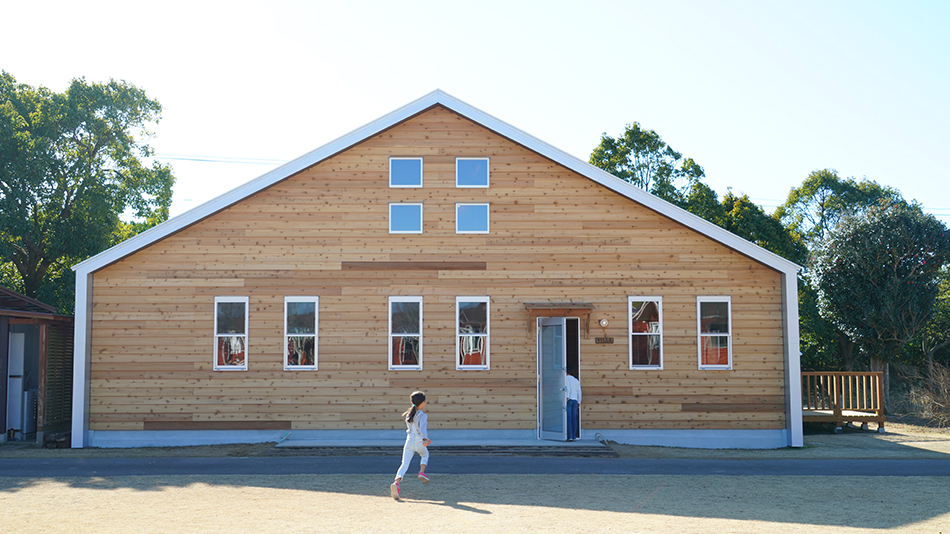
<box><xmin>402</xmin><ymin>391</ymin><xmax>426</xmax><ymax>423</ymax></box>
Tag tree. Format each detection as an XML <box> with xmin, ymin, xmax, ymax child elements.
<box><xmin>589</xmin><ymin>122</ymin><xmax>705</xmax><ymax>199</ymax></box>
<box><xmin>775</xmin><ymin>169</ymin><xmax>902</xmax><ymax>247</ymax></box>
<box><xmin>0</xmin><ymin>72</ymin><xmax>174</xmax><ymax>313</ymax></box>
<box><xmin>810</xmin><ymin>202</ymin><xmax>950</xmax><ymax>404</ymax></box>
<box><xmin>589</xmin><ymin>122</ymin><xmax>807</xmax><ymax>265</ymax></box>
<box><xmin>903</xmin><ymin>267</ymin><xmax>950</xmax><ymax>376</ymax></box>
<box><xmin>776</xmin><ymin>170</ymin><xmax>904</xmax><ymax>370</ymax></box>
<box><xmin>798</xmin><ymin>280</ymin><xmax>842</xmax><ymax>371</ymax></box>
<box><xmin>718</xmin><ymin>192</ymin><xmax>808</xmax><ymax>265</ymax></box>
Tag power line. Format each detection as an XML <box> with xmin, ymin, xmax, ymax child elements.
<box><xmin>154</xmin><ymin>153</ymin><xmax>287</xmax><ymax>165</ymax></box>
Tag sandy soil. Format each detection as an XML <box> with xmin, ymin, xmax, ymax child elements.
<box><xmin>1</xmin><ymin>474</ymin><xmax>947</xmax><ymax>533</ymax></box>
<box><xmin>1</xmin><ymin>422</ymin><xmax>948</xmax><ymax>533</ymax></box>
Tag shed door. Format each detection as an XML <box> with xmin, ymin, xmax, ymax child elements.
<box><xmin>538</xmin><ymin>317</ymin><xmax>567</xmax><ymax>441</ymax></box>
<box><xmin>6</xmin><ymin>333</ymin><xmax>25</xmax><ymax>432</ymax></box>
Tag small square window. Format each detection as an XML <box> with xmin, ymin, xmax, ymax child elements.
<box><xmin>456</xmin><ymin>203</ymin><xmax>489</xmax><ymax>234</ymax></box>
<box><xmin>457</xmin><ymin>158</ymin><xmax>489</xmax><ymax>188</ymax></box>
<box><xmin>390</xmin><ymin>158</ymin><xmax>422</xmax><ymax>188</ymax></box>
<box><xmin>214</xmin><ymin>296</ymin><xmax>248</xmax><ymax>371</ymax></box>
<box><xmin>390</xmin><ymin>203</ymin><xmax>423</xmax><ymax>234</ymax></box>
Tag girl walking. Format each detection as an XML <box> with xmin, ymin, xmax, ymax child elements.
<box><xmin>391</xmin><ymin>391</ymin><xmax>431</xmax><ymax>500</ymax></box>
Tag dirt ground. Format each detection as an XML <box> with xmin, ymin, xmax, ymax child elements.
<box><xmin>1</xmin><ymin>422</ymin><xmax>948</xmax><ymax>533</ymax></box>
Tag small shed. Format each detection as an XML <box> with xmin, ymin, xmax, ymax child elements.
<box><xmin>71</xmin><ymin>90</ymin><xmax>802</xmax><ymax>449</ymax></box>
<box><xmin>1</xmin><ymin>286</ymin><xmax>73</xmax><ymax>444</ymax></box>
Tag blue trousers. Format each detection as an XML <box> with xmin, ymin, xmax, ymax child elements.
<box><xmin>567</xmin><ymin>399</ymin><xmax>579</xmax><ymax>440</ymax></box>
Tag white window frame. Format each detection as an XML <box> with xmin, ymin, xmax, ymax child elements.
<box><xmin>697</xmin><ymin>296</ymin><xmax>733</xmax><ymax>370</ymax></box>
<box><xmin>456</xmin><ymin>296</ymin><xmax>490</xmax><ymax>370</ymax></box>
<box><xmin>214</xmin><ymin>296</ymin><xmax>249</xmax><ymax>371</ymax></box>
<box><xmin>284</xmin><ymin>296</ymin><xmax>318</xmax><ymax>371</ymax></box>
<box><xmin>389</xmin><ymin>203</ymin><xmax>423</xmax><ymax>234</ymax></box>
<box><xmin>456</xmin><ymin>157</ymin><xmax>490</xmax><ymax>188</ymax></box>
<box><xmin>389</xmin><ymin>296</ymin><xmax>423</xmax><ymax>370</ymax></box>
<box><xmin>456</xmin><ymin>203</ymin><xmax>490</xmax><ymax>234</ymax></box>
<box><xmin>628</xmin><ymin>296</ymin><xmax>663</xmax><ymax>370</ymax></box>
<box><xmin>389</xmin><ymin>157</ymin><xmax>423</xmax><ymax>188</ymax></box>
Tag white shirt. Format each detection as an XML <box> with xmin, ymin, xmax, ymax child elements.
<box><xmin>406</xmin><ymin>410</ymin><xmax>428</xmax><ymax>440</ymax></box>
<box><xmin>565</xmin><ymin>375</ymin><xmax>582</xmax><ymax>403</ymax></box>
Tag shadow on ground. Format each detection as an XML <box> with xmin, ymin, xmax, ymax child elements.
<box><xmin>1</xmin><ymin>422</ymin><xmax>949</xmax><ymax>530</ymax></box>
<box><xmin>0</xmin><ymin>465</ymin><xmax>948</xmax><ymax>529</ymax></box>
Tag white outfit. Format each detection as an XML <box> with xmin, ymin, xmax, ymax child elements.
<box><xmin>565</xmin><ymin>374</ymin><xmax>582</xmax><ymax>403</ymax></box>
<box><xmin>395</xmin><ymin>410</ymin><xmax>429</xmax><ymax>481</ymax></box>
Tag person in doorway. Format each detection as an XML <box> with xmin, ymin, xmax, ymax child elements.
<box><xmin>391</xmin><ymin>391</ymin><xmax>431</xmax><ymax>500</ymax></box>
<box><xmin>565</xmin><ymin>371</ymin><xmax>581</xmax><ymax>441</ymax></box>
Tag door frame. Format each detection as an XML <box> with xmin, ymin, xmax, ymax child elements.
<box><xmin>536</xmin><ymin>317</ymin><xmax>581</xmax><ymax>441</ymax></box>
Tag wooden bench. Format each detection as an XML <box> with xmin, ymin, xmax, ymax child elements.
<box><xmin>802</xmin><ymin>372</ymin><xmax>885</xmax><ymax>433</ymax></box>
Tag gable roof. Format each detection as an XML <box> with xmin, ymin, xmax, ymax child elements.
<box><xmin>73</xmin><ymin>90</ymin><xmax>800</xmax><ymax>277</ymax></box>
<box><xmin>0</xmin><ymin>285</ymin><xmax>72</xmax><ymax>321</ymax></box>
<box><xmin>0</xmin><ymin>285</ymin><xmax>57</xmax><ymax>314</ymax></box>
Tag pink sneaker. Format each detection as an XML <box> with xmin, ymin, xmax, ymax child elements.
<box><xmin>390</xmin><ymin>481</ymin><xmax>400</xmax><ymax>500</ymax></box>
<box><xmin>418</xmin><ymin>472</ymin><xmax>430</xmax><ymax>483</ymax></box>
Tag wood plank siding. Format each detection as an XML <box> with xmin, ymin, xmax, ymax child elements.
<box><xmin>88</xmin><ymin>105</ymin><xmax>786</xmax><ymax>433</ymax></box>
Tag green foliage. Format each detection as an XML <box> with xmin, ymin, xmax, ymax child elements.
<box><xmin>798</xmin><ymin>280</ymin><xmax>845</xmax><ymax>371</ymax></box>
<box><xmin>589</xmin><ymin>122</ymin><xmax>806</xmax><ymax>265</ymax></box>
<box><xmin>589</xmin><ymin>122</ymin><xmax>704</xmax><ymax>195</ymax></box>
<box><xmin>0</xmin><ymin>72</ymin><xmax>174</xmax><ymax>313</ymax></box>
<box><xmin>718</xmin><ymin>192</ymin><xmax>808</xmax><ymax>265</ymax></box>
<box><xmin>777</xmin><ymin>170</ymin><xmax>906</xmax><ymax>370</ymax></box>
<box><xmin>901</xmin><ymin>267</ymin><xmax>950</xmax><ymax>367</ymax></box>
<box><xmin>0</xmin><ymin>261</ymin><xmax>23</xmax><ymax>293</ymax></box>
<box><xmin>677</xmin><ymin>180</ymin><xmax>724</xmax><ymax>223</ymax></box>
<box><xmin>775</xmin><ymin>169</ymin><xmax>902</xmax><ymax>246</ymax></box>
<box><xmin>810</xmin><ymin>202</ymin><xmax>950</xmax><ymax>365</ymax></box>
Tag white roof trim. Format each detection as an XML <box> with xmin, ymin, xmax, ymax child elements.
<box><xmin>73</xmin><ymin>89</ymin><xmax>800</xmax><ymax>276</ymax></box>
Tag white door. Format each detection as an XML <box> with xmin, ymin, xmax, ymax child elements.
<box><xmin>538</xmin><ymin>317</ymin><xmax>567</xmax><ymax>441</ymax></box>
<box><xmin>6</xmin><ymin>333</ymin><xmax>25</xmax><ymax>431</ymax></box>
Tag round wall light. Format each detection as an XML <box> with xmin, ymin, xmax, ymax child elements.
<box><xmin>598</xmin><ymin>318</ymin><xmax>609</xmax><ymax>328</ymax></box>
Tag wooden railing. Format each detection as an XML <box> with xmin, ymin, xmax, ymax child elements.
<box><xmin>801</xmin><ymin>372</ymin><xmax>885</xmax><ymax>433</ymax></box>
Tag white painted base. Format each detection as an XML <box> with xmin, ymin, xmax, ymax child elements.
<box><xmin>83</xmin><ymin>428</ymin><xmax>791</xmax><ymax>449</ymax></box>
<box><xmin>86</xmin><ymin>429</ymin><xmax>542</xmax><ymax>448</ymax></box>
<box><xmin>595</xmin><ymin>428</ymin><xmax>791</xmax><ymax>449</ymax></box>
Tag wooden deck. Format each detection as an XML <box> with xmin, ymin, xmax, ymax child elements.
<box><xmin>802</xmin><ymin>372</ymin><xmax>885</xmax><ymax>433</ymax></box>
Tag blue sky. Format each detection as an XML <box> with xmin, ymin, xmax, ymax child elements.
<box><xmin>4</xmin><ymin>1</ymin><xmax>948</xmax><ymax>224</ymax></box>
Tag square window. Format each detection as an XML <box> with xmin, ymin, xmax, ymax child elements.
<box><xmin>457</xmin><ymin>297</ymin><xmax>489</xmax><ymax>370</ymax></box>
<box><xmin>456</xmin><ymin>158</ymin><xmax>489</xmax><ymax>187</ymax></box>
<box><xmin>390</xmin><ymin>158</ymin><xmax>422</xmax><ymax>188</ymax></box>
<box><xmin>456</xmin><ymin>203</ymin><xmax>489</xmax><ymax>233</ymax></box>
<box><xmin>285</xmin><ymin>297</ymin><xmax>318</xmax><ymax>370</ymax></box>
<box><xmin>390</xmin><ymin>296</ymin><xmax>422</xmax><ymax>370</ymax></box>
<box><xmin>698</xmin><ymin>296</ymin><xmax>732</xmax><ymax>369</ymax></box>
<box><xmin>390</xmin><ymin>203</ymin><xmax>423</xmax><ymax>233</ymax></box>
<box><xmin>214</xmin><ymin>296</ymin><xmax>248</xmax><ymax>371</ymax></box>
<box><xmin>629</xmin><ymin>297</ymin><xmax>662</xmax><ymax>369</ymax></box>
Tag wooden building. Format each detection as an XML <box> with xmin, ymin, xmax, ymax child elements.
<box><xmin>1</xmin><ymin>286</ymin><xmax>73</xmax><ymax>444</ymax></box>
<box><xmin>71</xmin><ymin>91</ymin><xmax>802</xmax><ymax>448</ymax></box>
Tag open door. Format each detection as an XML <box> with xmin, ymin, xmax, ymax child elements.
<box><xmin>538</xmin><ymin>317</ymin><xmax>567</xmax><ymax>441</ymax></box>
